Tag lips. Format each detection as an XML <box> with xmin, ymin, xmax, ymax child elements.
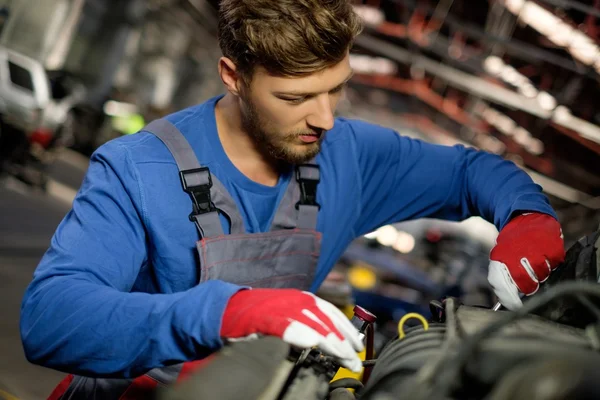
<box><xmin>299</xmin><ymin>134</ymin><xmax>320</xmax><ymax>143</ymax></box>
<box><xmin>298</xmin><ymin>131</ymin><xmax>322</xmax><ymax>143</ymax></box>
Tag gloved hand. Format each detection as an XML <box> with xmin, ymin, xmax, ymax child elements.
<box><xmin>220</xmin><ymin>288</ymin><xmax>364</xmax><ymax>372</ymax></box>
<box><xmin>488</xmin><ymin>212</ymin><xmax>565</xmax><ymax>310</ymax></box>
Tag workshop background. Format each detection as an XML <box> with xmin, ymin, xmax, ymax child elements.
<box><xmin>0</xmin><ymin>0</ymin><xmax>599</xmax><ymax>398</ymax></box>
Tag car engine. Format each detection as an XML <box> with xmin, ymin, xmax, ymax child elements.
<box><xmin>159</xmin><ymin>229</ymin><xmax>600</xmax><ymax>400</ymax></box>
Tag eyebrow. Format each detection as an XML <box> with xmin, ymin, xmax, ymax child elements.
<box><xmin>274</xmin><ymin>72</ymin><xmax>354</xmax><ymax>97</ymax></box>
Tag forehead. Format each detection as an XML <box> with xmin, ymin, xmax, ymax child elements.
<box><xmin>251</xmin><ymin>54</ymin><xmax>352</xmax><ymax>92</ymax></box>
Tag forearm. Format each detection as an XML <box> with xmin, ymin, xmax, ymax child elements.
<box><xmin>354</xmin><ymin>126</ymin><xmax>556</xmax><ymax>234</ymax></box>
<box><xmin>456</xmin><ymin>149</ymin><xmax>556</xmax><ymax>230</ymax></box>
<box><xmin>21</xmin><ymin>277</ymin><xmax>242</xmax><ymax>378</ymax></box>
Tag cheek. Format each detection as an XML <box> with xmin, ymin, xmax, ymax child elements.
<box><xmin>330</xmin><ymin>92</ymin><xmax>343</xmax><ymax>110</ymax></box>
<box><xmin>255</xmin><ymin>99</ymin><xmax>304</xmax><ymax>130</ymax></box>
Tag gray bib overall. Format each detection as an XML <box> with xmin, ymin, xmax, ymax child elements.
<box><xmin>55</xmin><ymin>119</ymin><xmax>323</xmax><ymax>398</ymax></box>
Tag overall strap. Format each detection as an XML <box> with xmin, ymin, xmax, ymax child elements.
<box><xmin>144</xmin><ymin>119</ymin><xmax>244</xmax><ymax>238</ymax></box>
<box><xmin>295</xmin><ymin>163</ymin><xmax>320</xmax><ymax>230</ymax></box>
<box><xmin>270</xmin><ymin>160</ymin><xmax>321</xmax><ymax>231</ymax></box>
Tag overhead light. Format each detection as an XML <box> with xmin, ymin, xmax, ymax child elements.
<box><xmin>569</xmin><ymin>39</ymin><xmax>598</xmax><ymax>64</ymax></box>
<box><xmin>520</xmin><ymin>3</ymin><xmax>558</xmax><ymax>36</ymax></box>
<box><xmin>537</xmin><ymin>91</ymin><xmax>557</xmax><ymax>111</ymax></box>
<box><xmin>520</xmin><ymin>83</ymin><xmax>538</xmax><ymax>98</ymax></box>
<box><xmin>504</xmin><ymin>0</ymin><xmax>525</xmax><ymax>10</ymax></box>
<box><xmin>497</xmin><ymin>113</ymin><xmax>517</xmax><ymax>134</ymax></box>
<box><xmin>103</xmin><ymin>100</ymin><xmax>138</xmax><ymax>117</ymax></box>
<box><xmin>368</xmin><ymin>225</ymin><xmax>416</xmax><ymax>253</ymax></box>
<box><xmin>552</xmin><ymin>105</ymin><xmax>571</xmax><ymax>123</ymax></box>
<box><xmin>525</xmin><ymin>138</ymin><xmax>544</xmax><ymax>155</ymax></box>
<box><xmin>353</xmin><ymin>5</ymin><xmax>385</xmax><ymax>27</ymax></box>
<box><xmin>500</xmin><ymin>0</ymin><xmax>600</xmax><ymax>70</ymax></box>
<box><xmin>481</xmin><ymin>107</ymin><xmax>498</xmax><ymax>125</ymax></box>
<box><xmin>477</xmin><ymin>135</ymin><xmax>507</xmax><ymax>155</ymax></box>
<box><xmin>476</xmin><ymin>103</ymin><xmax>544</xmax><ymax>155</ymax></box>
<box><xmin>513</xmin><ymin>127</ymin><xmax>530</xmax><ymax>145</ymax></box>
<box><xmin>392</xmin><ymin>231</ymin><xmax>415</xmax><ymax>254</ymax></box>
<box><xmin>364</xmin><ymin>231</ymin><xmax>379</xmax><ymax>240</ymax></box>
<box><xmin>355</xmin><ymin>33</ymin><xmax>600</xmax><ymax>145</ymax></box>
<box><xmin>375</xmin><ymin>225</ymin><xmax>398</xmax><ymax>247</ymax></box>
<box><xmin>548</xmin><ymin>20</ymin><xmax>574</xmax><ymax>47</ymax></box>
<box><xmin>373</xmin><ymin>58</ymin><xmax>398</xmax><ymax>75</ymax></box>
<box><xmin>350</xmin><ymin>54</ymin><xmax>397</xmax><ymax>75</ymax></box>
<box><xmin>483</xmin><ymin>55</ymin><xmax>504</xmax><ymax>76</ymax></box>
<box><xmin>501</xmin><ymin>66</ymin><xmax>523</xmax><ymax>86</ymax></box>
<box><xmin>483</xmin><ymin>55</ymin><xmax>539</xmax><ymax>99</ymax></box>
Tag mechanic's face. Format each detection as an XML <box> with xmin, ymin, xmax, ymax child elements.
<box><xmin>239</xmin><ymin>54</ymin><xmax>353</xmax><ymax>164</ymax></box>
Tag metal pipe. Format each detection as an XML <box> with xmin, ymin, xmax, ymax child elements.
<box><xmin>537</xmin><ymin>0</ymin><xmax>600</xmax><ymax>19</ymax></box>
<box><xmin>352</xmin><ymin>106</ymin><xmax>599</xmax><ymax>208</ymax></box>
<box><xmin>354</xmin><ymin>34</ymin><xmax>552</xmax><ymax>118</ymax></box>
<box><xmin>354</xmin><ymin>33</ymin><xmax>600</xmax><ymax>145</ymax></box>
<box><xmin>387</xmin><ymin>0</ymin><xmax>595</xmax><ymax>77</ymax></box>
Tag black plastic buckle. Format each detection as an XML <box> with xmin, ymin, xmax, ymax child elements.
<box><xmin>295</xmin><ymin>165</ymin><xmax>320</xmax><ymax>210</ymax></box>
<box><xmin>179</xmin><ymin>167</ymin><xmax>217</xmax><ymax>218</ymax></box>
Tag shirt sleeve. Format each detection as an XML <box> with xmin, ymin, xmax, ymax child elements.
<box><xmin>348</xmin><ymin>119</ymin><xmax>557</xmax><ymax>236</ymax></box>
<box><xmin>20</xmin><ymin>140</ymin><xmax>243</xmax><ymax>378</ymax></box>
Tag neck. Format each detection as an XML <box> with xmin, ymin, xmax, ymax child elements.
<box><xmin>215</xmin><ymin>93</ymin><xmax>281</xmax><ymax>186</ymax></box>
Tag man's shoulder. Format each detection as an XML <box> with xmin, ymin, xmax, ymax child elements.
<box><xmin>329</xmin><ymin>117</ymin><xmax>397</xmax><ymax>142</ymax></box>
<box><xmin>322</xmin><ymin>117</ymin><xmax>400</xmax><ymax>156</ymax></box>
<box><xmin>162</xmin><ymin>99</ymin><xmax>214</xmax><ymax>135</ymax></box>
<box><xmin>333</xmin><ymin>117</ymin><xmax>382</xmax><ymax>129</ymax></box>
<box><xmin>95</xmin><ymin>98</ymin><xmax>219</xmax><ymax>165</ymax></box>
<box><xmin>93</xmin><ymin>128</ymin><xmax>170</xmax><ymax>167</ymax></box>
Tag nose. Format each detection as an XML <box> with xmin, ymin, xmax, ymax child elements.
<box><xmin>306</xmin><ymin>94</ymin><xmax>335</xmax><ymax>132</ymax></box>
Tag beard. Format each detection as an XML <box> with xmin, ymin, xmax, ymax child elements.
<box><xmin>239</xmin><ymin>93</ymin><xmax>324</xmax><ymax>165</ymax></box>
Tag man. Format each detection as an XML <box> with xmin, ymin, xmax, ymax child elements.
<box><xmin>21</xmin><ymin>0</ymin><xmax>565</xmax><ymax>397</ymax></box>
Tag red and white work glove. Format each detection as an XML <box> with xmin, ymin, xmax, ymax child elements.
<box><xmin>488</xmin><ymin>212</ymin><xmax>565</xmax><ymax>310</ymax></box>
<box><xmin>220</xmin><ymin>288</ymin><xmax>364</xmax><ymax>372</ymax></box>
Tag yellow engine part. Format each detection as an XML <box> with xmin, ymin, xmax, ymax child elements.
<box><xmin>397</xmin><ymin>313</ymin><xmax>429</xmax><ymax>339</ymax></box>
<box><xmin>331</xmin><ymin>304</ymin><xmax>366</xmax><ymax>385</ymax></box>
<box><xmin>330</xmin><ymin>346</ymin><xmax>366</xmax><ymax>384</ymax></box>
<box><xmin>330</xmin><ymin>310</ymin><xmax>431</xmax><ymax>388</ymax></box>
<box><xmin>347</xmin><ymin>264</ymin><xmax>377</xmax><ymax>291</ymax></box>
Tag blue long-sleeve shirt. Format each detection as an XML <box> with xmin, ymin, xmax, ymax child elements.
<box><xmin>20</xmin><ymin>95</ymin><xmax>556</xmax><ymax>378</ymax></box>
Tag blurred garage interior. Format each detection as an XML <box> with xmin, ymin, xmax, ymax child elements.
<box><xmin>0</xmin><ymin>0</ymin><xmax>599</xmax><ymax>399</ymax></box>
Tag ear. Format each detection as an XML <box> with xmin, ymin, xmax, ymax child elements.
<box><xmin>218</xmin><ymin>57</ymin><xmax>244</xmax><ymax>97</ymax></box>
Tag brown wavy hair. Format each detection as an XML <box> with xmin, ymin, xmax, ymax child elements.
<box><xmin>218</xmin><ymin>0</ymin><xmax>363</xmax><ymax>83</ymax></box>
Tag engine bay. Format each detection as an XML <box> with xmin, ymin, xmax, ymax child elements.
<box><xmin>159</xmin><ymin>229</ymin><xmax>600</xmax><ymax>400</ymax></box>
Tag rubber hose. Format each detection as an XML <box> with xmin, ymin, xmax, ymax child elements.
<box><xmin>364</xmin><ymin>325</ymin><xmax>447</xmax><ymax>394</ymax></box>
<box><xmin>329</xmin><ymin>388</ymin><xmax>356</xmax><ymax>400</ymax></box>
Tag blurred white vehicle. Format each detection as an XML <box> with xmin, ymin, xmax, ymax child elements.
<box><xmin>0</xmin><ymin>45</ymin><xmax>86</xmax><ymax>186</ymax></box>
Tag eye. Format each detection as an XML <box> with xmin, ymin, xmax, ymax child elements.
<box><xmin>330</xmin><ymin>85</ymin><xmax>344</xmax><ymax>94</ymax></box>
<box><xmin>285</xmin><ymin>97</ymin><xmax>306</xmax><ymax>104</ymax></box>
<box><xmin>278</xmin><ymin>96</ymin><xmax>308</xmax><ymax>105</ymax></box>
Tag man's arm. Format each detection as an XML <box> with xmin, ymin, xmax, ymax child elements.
<box><xmin>20</xmin><ymin>141</ymin><xmax>242</xmax><ymax>378</ymax></box>
<box><xmin>347</xmin><ymin>119</ymin><xmax>556</xmax><ymax>235</ymax></box>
